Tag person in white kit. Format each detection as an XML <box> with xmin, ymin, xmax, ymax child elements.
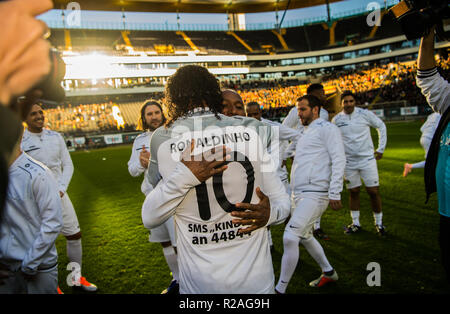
<box><xmin>403</xmin><ymin>112</ymin><xmax>441</xmax><ymax>177</ymax></box>
<box><xmin>282</xmin><ymin>83</ymin><xmax>330</xmax><ymax>240</ymax></box>
<box><xmin>245</xmin><ymin>101</ymin><xmax>299</xmax><ymax>195</ymax></box>
<box><xmin>141</xmin><ymin>65</ymin><xmax>291</xmax><ymax>294</ymax></box>
<box><xmin>222</xmin><ymin>95</ymin><xmax>297</xmax><ymax>249</ymax></box>
<box><xmin>21</xmin><ymin>103</ymin><xmax>97</xmax><ymax>292</ymax></box>
<box><xmin>0</xmin><ymin>126</ymin><xmax>62</xmax><ymax>294</ymax></box>
<box><xmin>275</xmin><ymin>95</ymin><xmax>346</xmax><ymax>293</ymax></box>
<box><xmin>332</xmin><ymin>91</ymin><xmax>387</xmax><ymax>236</ymax></box>
<box><xmin>245</xmin><ymin>101</ymin><xmax>299</xmax><ymax>252</ymax></box>
<box><xmin>128</xmin><ymin>100</ymin><xmax>179</xmax><ymax>294</ymax></box>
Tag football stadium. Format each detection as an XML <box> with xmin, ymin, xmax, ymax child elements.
<box><xmin>1</xmin><ymin>0</ymin><xmax>450</xmax><ymax>300</ymax></box>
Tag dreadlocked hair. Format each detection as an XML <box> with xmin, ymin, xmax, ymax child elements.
<box><xmin>164</xmin><ymin>65</ymin><xmax>223</xmax><ymax>126</ymax></box>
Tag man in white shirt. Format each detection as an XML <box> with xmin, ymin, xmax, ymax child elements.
<box><xmin>128</xmin><ymin>100</ymin><xmax>179</xmax><ymax>294</ymax></box>
<box><xmin>245</xmin><ymin>101</ymin><xmax>299</xmax><ymax>252</ymax></box>
<box><xmin>403</xmin><ymin>112</ymin><xmax>441</xmax><ymax>177</ymax></box>
<box><xmin>21</xmin><ymin>104</ymin><xmax>97</xmax><ymax>292</ymax></box>
<box><xmin>282</xmin><ymin>83</ymin><xmax>330</xmax><ymax>130</ymax></box>
<box><xmin>0</xmin><ymin>127</ymin><xmax>62</xmax><ymax>294</ymax></box>
<box><xmin>245</xmin><ymin>101</ymin><xmax>299</xmax><ymax>195</ymax></box>
<box><xmin>142</xmin><ymin>65</ymin><xmax>290</xmax><ymax>294</ymax></box>
<box><xmin>332</xmin><ymin>91</ymin><xmax>388</xmax><ymax>236</ymax></box>
<box><xmin>275</xmin><ymin>95</ymin><xmax>346</xmax><ymax>293</ymax></box>
<box><xmin>282</xmin><ymin>83</ymin><xmax>330</xmax><ymax>240</ymax></box>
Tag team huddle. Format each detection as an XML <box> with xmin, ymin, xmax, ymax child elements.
<box><xmin>1</xmin><ymin>64</ymin><xmax>393</xmax><ymax>294</ymax></box>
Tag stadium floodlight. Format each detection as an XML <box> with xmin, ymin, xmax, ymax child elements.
<box><xmin>63</xmin><ymin>52</ymin><xmax>111</xmax><ymax>79</ymax></box>
<box><xmin>62</xmin><ymin>52</ymin><xmax>250</xmax><ymax>79</ymax></box>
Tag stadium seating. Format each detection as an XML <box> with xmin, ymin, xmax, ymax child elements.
<box><xmin>48</xmin><ymin>11</ymin><xmax>404</xmax><ymax>56</ymax></box>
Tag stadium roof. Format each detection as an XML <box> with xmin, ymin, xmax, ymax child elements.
<box><xmin>53</xmin><ymin>0</ymin><xmax>343</xmax><ymax>14</ymax></box>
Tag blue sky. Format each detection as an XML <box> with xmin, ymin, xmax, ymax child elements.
<box><xmin>39</xmin><ymin>0</ymin><xmax>398</xmax><ymax>27</ymax></box>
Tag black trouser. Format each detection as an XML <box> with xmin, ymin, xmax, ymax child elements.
<box><xmin>439</xmin><ymin>214</ymin><xmax>450</xmax><ymax>283</ymax></box>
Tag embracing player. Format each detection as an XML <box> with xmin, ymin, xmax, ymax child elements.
<box><xmin>142</xmin><ymin>65</ymin><xmax>290</xmax><ymax>294</ymax></box>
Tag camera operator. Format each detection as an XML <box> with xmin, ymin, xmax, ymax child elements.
<box><xmin>416</xmin><ymin>27</ymin><xmax>450</xmax><ymax>283</ymax></box>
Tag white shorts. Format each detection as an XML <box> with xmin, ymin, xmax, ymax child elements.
<box><xmin>285</xmin><ymin>194</ymin><xmax>329</xmax><ymax>240</ymax></box>
<box><xmin>60</xmin><ymin>193</ymin><xmax>81</xmax><ymax>237</ymax></box>
<box><xmin>344</xmin><ymin>158</ymin><xmax>379</xmax><ymax>189</ymax></box>
<box><xmin>148</xmin><ymin>216</ymin><xmax>176</xmax><ymax>246</ymax></box>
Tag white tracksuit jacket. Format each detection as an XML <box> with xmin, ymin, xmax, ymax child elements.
<box><xmin>0</xmin><ymin>153</ymin><xmax>62</xmax><ymax>275</ymax></box>
<box><xmin>290</xmin><ymin>118</ymin><xmax>346</xmax><ymax>200</ymax></box>
<box><xmin>282</xmin><ymin>106</ymin><xmax>329</xmax><ymax>130</ymax></box>
<box><xmin>261</xmin><ymin>117</ymin><xmax>300</xmax><ymax>182</ymax></box>
<box><xmin>332</xmin><ymin>107</ymin><xmax>387</xmax><ymax>169</ymax></box>
<box><xmin>21</xmin><ymin>129</ymin><xmax>74</xmax><ymax>193</ymax></box>
<box><xmin>128</xmin><ymin>131</ymin><xmax>153</xmax><ymax>196</ymax></box>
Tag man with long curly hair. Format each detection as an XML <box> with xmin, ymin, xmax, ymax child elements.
<box><xmin>141</xmin><ymin>65</ymin><xmax>290</xmax><ymax>294</ymax></box>
<box><xmin>128</xmin><ymin>100</ymin><xmax>179</xmax><ymax>294</ymax></box>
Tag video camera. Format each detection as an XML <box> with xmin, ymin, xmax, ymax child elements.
<box><xmin>390</xmin><ymin>0</ymin><xmax>450</xmax><ymax>40</ymax></box>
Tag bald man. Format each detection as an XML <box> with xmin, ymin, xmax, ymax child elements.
<box><xmin>222</xmin><ymin>89</ymin><xmax>246</xmax><ymax>117</ymax></box>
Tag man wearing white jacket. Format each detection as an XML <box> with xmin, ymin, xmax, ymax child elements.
<box><xmin>21</xmin><ymin>104</ymin><xmax>97</xmax><ymax>292</ymax></box>
<box><xmin>128</xmin><ymin>100</ymin><xmax>179</xmax><ymax>294</ymax></box>
<box><xmin>0</xmin><ymin>128</ymin><xmax>62</xmax><ymax>293</ymax></box>
<box><xmin>275</xmin><ymin>95</ymin><xmax>346</xmax><ymax>293</ymax></box>
<box><xmin>332</xmin><ymin>91</ymin><xmax>387</xmax><ymax>236</ymax></box>
<box><xmin>282</xmin><ymin>83</ymin><xmax>331</xmax><ymax>240</ymax></box>
<box><xmin>245</xmin><ymin>101</ymin><xmax>299</xmax><ymax>194</ymax></box>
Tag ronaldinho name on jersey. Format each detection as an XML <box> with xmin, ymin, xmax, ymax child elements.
<box><xmin>169</xmin><ymin>131</ymin><xmax>252</xmax><ymax>153</ymax></box>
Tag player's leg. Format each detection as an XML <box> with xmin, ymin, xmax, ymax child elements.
<box><xmin>276</xmin><ymin>196</ymin><xmax>315</xmax><ymax>293</ymax></box>
<box><xmin>275</xmin><ymin>232</ymin><xmax>301</xmax><ymax>294</ymax></box>
<box><xmin>149</xmin><ymin>216</ymin><xmax>179</xmax><ymax>294</ymax></box>
<box><xmin>345</xmin><ymin>168</ymin><xmax>363</xmax><ymax>234</ymax></box>
<box><xmin>296</xmin><ymin>196</ymin><xmax>337</xmax><ymax>287</ymax></box>
<box><xmin>60</xmin><ymin>193</ymin><xmax>97</xmax><ymax>292</ymax></box>
<box><xmin>313</xmin><ymin>217</ymin><xmax>329</xmax><ymax>240</ymax></box>
<box><xmin>276</xmin><ymin>195</ymin><xmax>335</xmax><ymax>292</ymax></box>
<box><xmin>362</xmin><ymin>159</ymin><xmax>386</xmax><ymax>236</ymax></box>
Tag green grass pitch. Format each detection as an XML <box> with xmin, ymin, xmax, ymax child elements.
<box><xmin>56</xmin><ymin>120</ymin><xmax>450</xmax><ymax>294</ymax></box>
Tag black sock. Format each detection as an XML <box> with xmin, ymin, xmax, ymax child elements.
<box><xmin>324</xmin><ymin>269</ymin><xmax>334</xmax><ymax>276</ymax></box>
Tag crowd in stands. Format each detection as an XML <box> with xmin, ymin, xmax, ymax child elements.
<box><xmin>238</xmin><ymin>57</ymin><xmax>449</xmax><ymax>120</ymax></box>
<box><xmin>43</xmin><ymin>57</ymin><xmax>449</xmax><ymax>136</ymax></box>
<box><xmin>43</xmin><ymin>102</ymin><xmax>135</xmax><ymax>136</ymax></box>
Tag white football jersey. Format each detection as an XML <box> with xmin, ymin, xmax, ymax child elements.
<box><xmin>261</xmin><ymin>117</ymin><xmax>299</xmax><ymax>185</ymax></box>
<box><xmin>21</xmin><ymin>129</ymin><xmax>74</xmax><ymax>193</ymax></box>
<box><xmin>332</xmin><ymin>107</ymin><xmax>387</xmax><ymax>169</ymax></box>
<box><xmin>142</xmin><ymin>110</ymin><xmax>290</xmax><ymax>294</ymax></box>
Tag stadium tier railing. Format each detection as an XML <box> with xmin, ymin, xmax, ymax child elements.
<box><xmin>41</xmin><ymin>2</ymin><xmax>398</xmax><ymax>32</ymax></box>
